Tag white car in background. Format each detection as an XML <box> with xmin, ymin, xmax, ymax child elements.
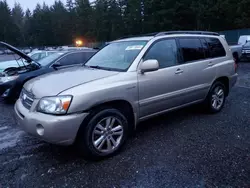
<box><xmin>0</xmin><ymin>50</ymin><xmax>57</xmax><ymax>73</ymax></box>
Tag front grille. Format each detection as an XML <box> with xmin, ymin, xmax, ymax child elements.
<box><xmin>20</xmin><ymin>89</ymin><xmax>34</xmax><ymax>110</ymax></box>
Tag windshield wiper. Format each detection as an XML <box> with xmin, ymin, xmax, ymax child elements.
<box><xmin>84</xmin><ymin>65</ymin><xmax>121</xmax><ymax>72</ymax></box>
<box><xmin>84</xmin><ymin>65</ymin><xmax>105</xmax><ymax>70</ymax></box>
<box><xmin>88</xmin><ymin>65</ymin><xmax>102</xmax><ymax>69</ymax></box>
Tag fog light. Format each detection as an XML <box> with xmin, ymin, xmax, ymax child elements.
<box><xmin>36</xmin><ymin>124</ymin><xmax>44</xmax><ymax>136</ymax></box>
<box><xmin>2</xmin><ymin>89</ymin><xmax>10</xmax><ymax>97</ymax></box>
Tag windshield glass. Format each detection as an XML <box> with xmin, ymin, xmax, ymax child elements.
<box><xmin>243</xmin><ymin>41</ymin><xmax>250</xmax><ymax>47</ymax></box>
<box><xmin>85</xmin><ymin>41</ymin><xmax>147</xmax><ymax>71</ymax></box>
<box><xmin>38</xmin><ymin>52</ymin><xmax>65</xmax><ymax>66</ymax></box>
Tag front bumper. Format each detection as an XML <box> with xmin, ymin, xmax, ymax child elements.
<box><xmin>241</xmin><ymin>53</ymin><xmax>250</xmax><ymax>59</ymax></box>
<box><xmin>0</xmin><ymin>80</ymin><xmax>15</xmax><ymax>98</ymax></box>
<box><xmin>14</xmin><ymin>99</ymin><xmax>89</xmax><ymax>145</ymax></box>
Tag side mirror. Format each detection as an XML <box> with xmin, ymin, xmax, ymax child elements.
<box><xmin>52</xmin><ymin>61</ymin><xmax>62</xmax><ymax>69</ymax></box>
<box><xmin>140</xmin><ymin>59</ymin><xmax>159</xmax><ymax>73</ymax></box>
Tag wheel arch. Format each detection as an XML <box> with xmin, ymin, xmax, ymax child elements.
<box><xmin>211</xmin><ymin>76</ymin><xmax>230</xmax><ymax>96</ymax></box>
<box><xmin>83</xmin><ymin>99</ymin><xmax>137</xmax><ymax>131</ymax></box>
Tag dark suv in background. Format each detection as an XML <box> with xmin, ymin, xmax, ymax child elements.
<box><xmin>0</xmin><ymin>42</ymin><xmax>97</xmax><ymax>101</ymax></box>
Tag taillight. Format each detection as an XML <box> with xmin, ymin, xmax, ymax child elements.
<box><xmin>233</xmin><ymin>58</ymin><xmax>238</xmax><ymax>72</ymax></box>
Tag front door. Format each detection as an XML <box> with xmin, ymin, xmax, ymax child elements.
<box><xmin>138</xmin><ymin>38</ymin><xmax>187</xmax><ymax>118</ymax></box>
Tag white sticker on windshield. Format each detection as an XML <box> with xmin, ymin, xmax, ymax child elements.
<box><xmin>125</xmin><ymin>45</ymin><xmax>144</xmax><ymax>51</ymax></box>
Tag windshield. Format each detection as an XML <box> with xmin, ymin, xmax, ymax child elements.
<box><xmin>243</xmin><ymin>41</ymin><xmax>250</xmax><ymax>47</ymax></box>
<box><xmin>85</xmin><ymin>41</ymin><xmax>147</xmax><ymax>71</ymax></box>
<box><xmin>38</xmin><ymin>52</ymin><xmax>65</xmax><ymax>66</ymax></box>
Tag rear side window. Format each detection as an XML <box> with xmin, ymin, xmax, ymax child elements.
<box><xmin>205</xmin><ymin>38</ymin><xmax>226</xmax><ymax>58</ymax></box>
<box><xmin>179</xmin><ymin>38</ymin><xmax>205</xmax><ymax>62</ymax></box>
<box><xmin>200</xmin><ymin>39</ymin><xmax>210</xmax><ymax>58</ymax></box>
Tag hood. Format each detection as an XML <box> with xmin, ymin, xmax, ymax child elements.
<box><xmin>24</xmin><ymin>66</ymin><xmax>119</xmax><ymax>98</ymax></box>
<box><xmin>0</xmin><ymin>41</ymin><xmax>34</xmax><ymax>63</ymax></box>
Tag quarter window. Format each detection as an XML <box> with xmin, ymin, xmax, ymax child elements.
<box><xmin>144</xmin><ymin>39</ymin><xmax>178</xmax><ymax>68</ymax></box>
<box><xmin>205</xmin><ymin>38</ymin><xmax>226</xmax><ymax>58</ymax></box>
<box><xmin>179</xmin><ymin>38</ymin><xmax>205</xmax><ymax>62</ymax></box>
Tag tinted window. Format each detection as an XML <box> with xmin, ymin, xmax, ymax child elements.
<box><xmin>179</xmin><ymin>38</ymin><xmax>204</xmax><ymax>62</ymax></box>
<box><xmin>59</xmin><ymin>53</ymin><xmax>83</xmax><ymax>66</ymax></box>
<box><xmin>205</xmin><ymin>38</ymin><xmax>226</xmax><ymax>58</ymax></box>
<box><xmin>59</xmin><ymin>52</ymin><xmax>97</xmax><ymax>66</ymax></box>
<box><xmin>144</xmin><ymin>39</ymin><xmax>178</xmax><ymax>68</ymax></box>
<box><xmin>84</xmin><ymin>51</ymin><xmax>96</xmax><ymax>62</ymax></box>
<box><xmin>200</xmin><ymin>39</ymin><xmax>210</xmax><ymax>58</ymax></box>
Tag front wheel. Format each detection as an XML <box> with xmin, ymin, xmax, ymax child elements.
<box><xmin>76</xmin><ymin>108</ymin><xmax>129</xmax><ymax>160</ymax></box>
<box><xmin>205</xmin><ymin>82</ymin><xmax>226</xmax><ymax>113</ymax></box>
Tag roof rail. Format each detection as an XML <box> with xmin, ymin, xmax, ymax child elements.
<box><xmin>155</xmin><ymin>31</ymin><xmax>219</xmax><ymax>37</ymax></box>
<box><xmin>116</xmin><ymin>31</ymin><xmax>219</xmax><ymax>40</ymax></box>
<box><xmin>117</xmin><ymin>32</ymin><xmax>159</xmax><ymax>40</ymax></box>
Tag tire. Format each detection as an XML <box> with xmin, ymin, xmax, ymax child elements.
<box><xmin>76</xmin><ymin>108</ymin><xmax>129</xmax><ymax>160</ymax></box>
<box><xmin>205</xmin><ymin>81</ymin><xmax>226</xmax><ymax>113</ymax></box>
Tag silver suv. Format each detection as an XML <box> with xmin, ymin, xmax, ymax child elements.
<box><xmin>15</xmin><ymin>31</ymin><xmax>238</xmax><ymax>159</ymax></box>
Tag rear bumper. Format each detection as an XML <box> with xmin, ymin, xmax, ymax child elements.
<box><xmin>229</xmin><ymin>73</ymin><xmax>238</xmax><ymax>90</ymax></box>
<box><xmin>14</xmin><ymin>99</ymin><xmax>89</xmax><ymax>145</ymax></box>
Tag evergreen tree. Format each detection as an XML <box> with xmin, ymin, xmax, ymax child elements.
<box><xmin>12</xmin><ymin>2</ymin><xmax>25</xmax><ymax>45</ymax></box>
<box><xmin>0</xmin><ymin>0</ymin><xmax>250</xmax><ymax>46</ymax></box>
<box><xmin>0</xmin><ymin>0</ymin><xmax>18</xmax><ymax>44</ymax></box>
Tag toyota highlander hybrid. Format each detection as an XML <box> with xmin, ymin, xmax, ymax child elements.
<box><xmin>15</xmin><ymin>31</ymin><xmax>238</xmax><ymax>159</ymax></box>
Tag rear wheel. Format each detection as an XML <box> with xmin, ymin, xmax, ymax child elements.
<box><xmin>205</xmin><ymin>82</ymin><xmax>226</xmax><ymax>113</ymax></box>
<box><xmin>76</xmin><ymin>108</ymin><xmax>129</xmax><ymax>160</ymax></box>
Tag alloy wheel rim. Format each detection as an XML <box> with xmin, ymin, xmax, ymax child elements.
<box><xmin>211</xmin><ymin>86</ymin><xmax>224</xmax><ymax>110</ymax></box>
<box><xmin>92</xmin><ymin>116</ymin><xmax>124</xmax><ymax>153</ymax></box>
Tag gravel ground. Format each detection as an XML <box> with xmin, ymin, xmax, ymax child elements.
<box><xmin>0</xmin><ymin>63</ymin><xmax>249</xmax><ymax>187</ymax></box>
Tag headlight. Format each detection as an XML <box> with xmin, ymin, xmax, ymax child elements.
<box><xmin>0</xmin><ymin>75</ymin><xmax>19</xmax><ymax>83</ymax></box>
<box><xmin>37</xmin><ymin>95</ymin><xmax>72</xmax><ymax>115</ymax></box>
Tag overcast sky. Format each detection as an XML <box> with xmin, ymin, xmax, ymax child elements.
<box><xmin>8</xmin><ymin>0</ymin><xmax>67</xmax><ymax>11</ymax></box>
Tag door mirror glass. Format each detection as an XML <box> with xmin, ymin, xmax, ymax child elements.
<box><xmin>140</xmin><ymin>59</ymin><xmax>159</xmax><ymax>73</ymax></box>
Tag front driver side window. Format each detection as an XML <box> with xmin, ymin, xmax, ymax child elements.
<box><xmin>144</xmin><ymin>39</ymin><xmax>178</xmax><ymax>69</ymax></box>
<box><xmin>58</xmin><ymin>54</ymin><xmax>74</xmax><ymax>66</ymax></box>
<box><xmin>58</xmin><ymin>53</ymin><xmax>83</xmax><ymax>66</ymax></box>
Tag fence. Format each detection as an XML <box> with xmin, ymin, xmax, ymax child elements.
<box><xmin>219</xmin><ymin>28</ymin><xmax>250</xmax><ymax>45</ymax></box>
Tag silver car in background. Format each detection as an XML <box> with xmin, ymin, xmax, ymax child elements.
<box><xmin>15</xmin><ymin>31</ymin><xmax>237</xmax><ymax>159</ymax></box>
<box><xmin>0</xmin><ymin>50</ymin><xmax>58</xmax><ymax>73</ymax></box>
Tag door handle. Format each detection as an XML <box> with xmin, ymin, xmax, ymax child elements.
<box><xmin>175</xmin><ymin>69</ymin><xmax>183</xmax><ymax>74</ymax></box>
<box><xmin>208</xmin><ymin>62</ymin><xmax>214</xmax><ymax>67</ymax></box>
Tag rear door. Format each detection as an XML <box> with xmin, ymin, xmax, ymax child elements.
<box><xmin>176</xmin><ymin>37</ymin><xmax>225</xmax><ymax>102</ymax></box>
